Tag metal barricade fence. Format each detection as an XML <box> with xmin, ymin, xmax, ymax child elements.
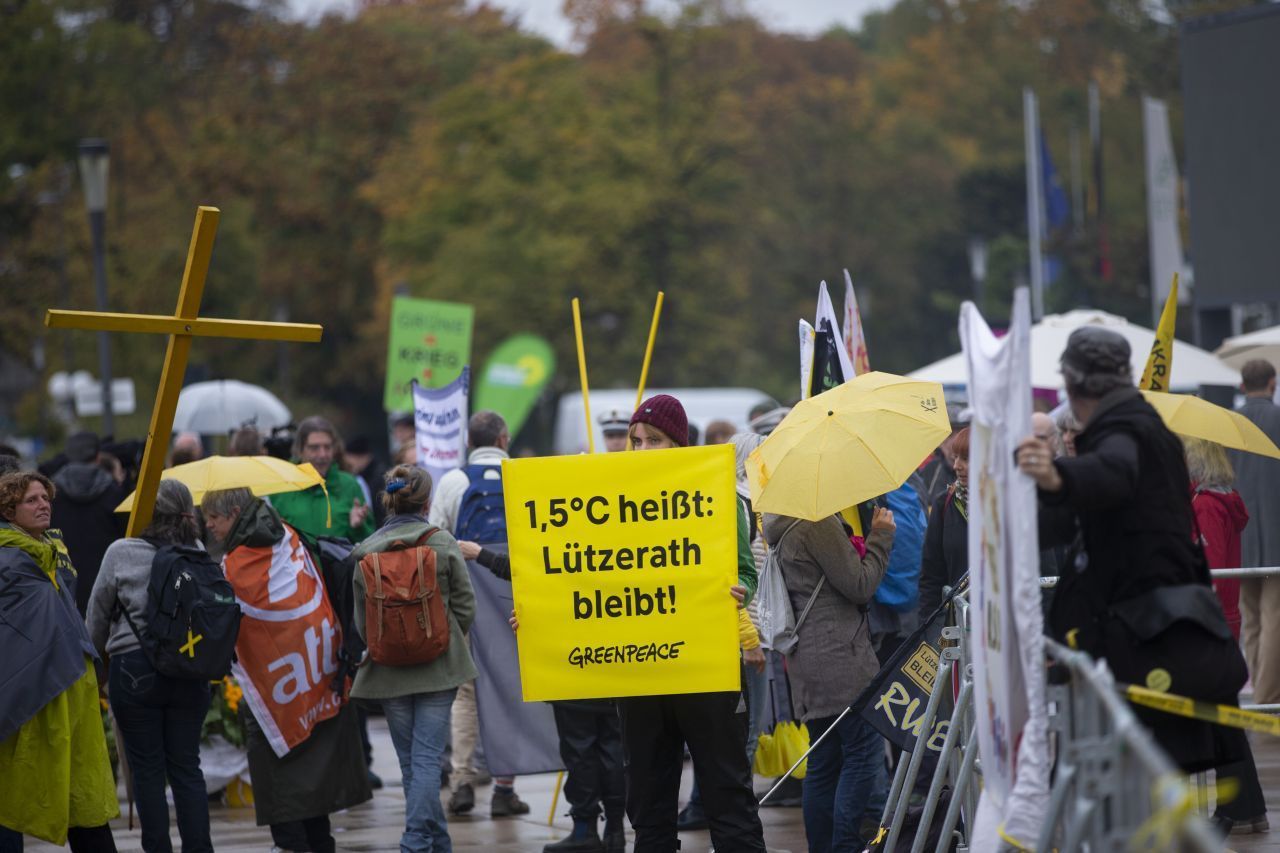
<box><xmin>870</xmin><ymin>586</ymin><xmax>1222</xmax><ymax>852</ymax></box>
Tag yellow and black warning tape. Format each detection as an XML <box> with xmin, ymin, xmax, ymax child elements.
<box><xmin>1121</xmin><ymin>683</ymin><xmax>1280</xmax><ymax>737</ymax></box>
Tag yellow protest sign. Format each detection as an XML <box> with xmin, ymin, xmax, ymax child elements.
<box><xmin>503</xmin><ymin>445</ymin><xmax>741</xmax><ymax>702</ymax></box>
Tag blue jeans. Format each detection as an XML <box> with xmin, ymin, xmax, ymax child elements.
<box><xmin>744</xmin><ymin>660</ymin><xmax>769</xmax><ymax>769</ymax></box>
<box><xmin>383</xmin><ymin>689</ymin><xmax>456</xmax><ymax>853</ymax></box>
<box><xmin>801</xmin><ymin>713</ymin><xmax>884</xmax><ymax>853</ymax></box>
<box><xmin>109</xmin><ymin>650</ymin><xmax>213</xmax><ymax>853</ymax></box>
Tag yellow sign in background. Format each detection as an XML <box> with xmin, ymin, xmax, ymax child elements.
<box><xmin>503</xmin><ymin>445</ymin><xmax>741</xmax><ymax>702</ymax></box>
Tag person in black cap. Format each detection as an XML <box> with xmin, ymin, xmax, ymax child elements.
<box><xmin>50</xmin><ymin>431</ymin><xmax>127</xmax><ymax>615</ymax></box>
<box><xmin>1016</xmin><ymin>326</ymin><xmax>1247</xmax><ymax>775</ymax></box>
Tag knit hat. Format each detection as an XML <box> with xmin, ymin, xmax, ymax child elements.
<box><xmin>1060</xmin><ymin>327</ymin><xmax>1132</xmax><ymax>378</ymax></box>
<box><xmin>630</xmin><ymin>395</ymin><xmax>689</xmax><ymax>447</ymax></box>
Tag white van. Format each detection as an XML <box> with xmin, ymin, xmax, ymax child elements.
<box><xmin>553</xmin><ymin>388</ymin><xmax>776</xmax><ymax>455</ymax></box>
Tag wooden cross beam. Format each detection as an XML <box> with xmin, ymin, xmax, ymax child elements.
<box><xmin>45</xmin><ymin>206</ymin><xmax>323</xmax><ymax>536</ymax></box>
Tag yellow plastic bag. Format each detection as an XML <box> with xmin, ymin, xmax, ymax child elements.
<box><xmin>775</xmin><ymin>720</ymin><xmax>810</xmax><ymax>779</ymax></box>
<box><xmin>754</xmin><ymin>729</ymin><xmax>784</xmax><ymax>777</ymax></box>
<box><xmin>753</xmin><ymin>721</ymin><xmax>809</xmax><ymax>779</ymax></box>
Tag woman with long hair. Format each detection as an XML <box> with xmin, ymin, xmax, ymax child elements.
<box><xmin>87</xmin><ymin>479</ymin><xmax>214</xmax><ymax>853</ymax></box>
<box><xmin>350</xmin><ymin>464</ymin><xmax>478</xmax><ymax>853</ymax></box>
<box><xmin>1183</xmin><ymin>438</ymin><xmax>1268</xmax><ymax>836</ymax></box>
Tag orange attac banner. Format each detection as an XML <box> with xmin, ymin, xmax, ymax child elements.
<box><xmin>222</xmin><ymin>523</ymin><xmax>344</xmax><ymax>757</ymax></box>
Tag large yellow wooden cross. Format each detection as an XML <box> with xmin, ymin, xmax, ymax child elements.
<box><xmin>45</xmin><ymin>206</ymin><xmax>323</xmax><ymax>536</ymax></box>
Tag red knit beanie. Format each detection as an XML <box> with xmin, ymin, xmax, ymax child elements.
<box><xmin>630</xmin><ymin>394</ymin><xmax>689</xmax><ymax>447</ymax></box>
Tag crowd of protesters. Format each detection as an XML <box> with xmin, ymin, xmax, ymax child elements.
<box><xmin>1</xmin><ymin>341</ymin><xmax>1278</xmax><ymax>852</ymax></box>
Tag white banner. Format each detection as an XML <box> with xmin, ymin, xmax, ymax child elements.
<box><xmin>1143</xmin><ymin>96</ymin><xmax>1192</xmax><ymax>312</ymax></box>
<box><xmin>798</xmin><ymin>319</ymin><xmax>816</xmax><ymax>400</ymax></box>
<box><xmin>413</xmin><ymin>366</ymin><xmax>470</xmax><ymax>489</ymax></box>
<box><xmin>841</xmin><ymin>269</ymin><xmax>870</xmax><ymax>376</ymax></box>
<box><xmin>960</xmin><ymin>289</ymin><xmax>1050</xmax><ymax>848</ymax></box>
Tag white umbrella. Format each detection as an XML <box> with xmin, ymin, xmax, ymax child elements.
<box><xmin>172</xmin><ymin>380</ymin><xmax>291</xmax><ymax>435</ymax></box>
<box><xmin>909</xmin><ymin>309</ymin><xmax>1240</xmax><ymax>390</ymax></box>
<box><xmin>1215</xmin><ymin>324</ymin><xmax>1280</xmax><ymax>371</ymax></box>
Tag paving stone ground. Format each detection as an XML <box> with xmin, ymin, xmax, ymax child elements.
<box><xmin>24</xmin><ymin>713</ymin><xmax>1280</xmax><ymax>851</ymax></box>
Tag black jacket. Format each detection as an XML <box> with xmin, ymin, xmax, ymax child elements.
<box><xmin>50</xmin><ymin>463</ymin><xmax>127</xmax><ymax>615</ymax></box>
<box><xmin>1039</xmin><ymin>388</ymin><xmax>1205</xmax><ymax>650</ymax></box>
<box><xmin>917</xmin><ymin>488</ymin><xmax>968</xmax><ymax>618</ymax></box>
<box><xmin>1039</xmin><ymin>388</ymin><xmax>1239</xmax><ymax>772</ymax></box>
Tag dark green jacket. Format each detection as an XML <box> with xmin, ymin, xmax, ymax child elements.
<box><xmin>270</xmin><ymin>464</ymin><xmax>374</xmax><ymax>544</ymax></box>
<box><xmin>736</xmin><ymin>496</ymin><xmax>757</xmax><ymax>606</ymax></box>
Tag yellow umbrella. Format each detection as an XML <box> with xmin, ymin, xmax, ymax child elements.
<box><xmin>116</xmin><ymin>455</ymin><xmax>326</xmax><ymax>512</ymax></box>
<box><xmin>747</xmin><ymin>371</ymin><xmax>952</xmax><ymax>521</ymax></box>
<box><xmin>1140</xmin><ymin>391</ymin><xmax>1280</xmax><ymax>459</ymax></box>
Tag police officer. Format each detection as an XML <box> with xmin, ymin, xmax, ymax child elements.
<box><xmin>599</xmin><ymin>410</ymin><xmax>630</xmax><ymax>454</ymax></box>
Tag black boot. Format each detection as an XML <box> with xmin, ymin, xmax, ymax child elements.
<box><xmin>603</xmin><ymin>815</ymin><xmax>627</xmax><ymax>853</ymax></box>
<box><xmin>543</xmin><ymin>819</ymin><xmax>605</xmax><ymax>853</ymax></box>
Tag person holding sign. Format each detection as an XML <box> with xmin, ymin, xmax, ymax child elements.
<box><xmin>1017</xmin><ymin>327</ymin><xmax>1247</xmax><ymax>773</ymax></box>
<box><xmin>619</xmin><ymin>395</ymin><xmax>767</xmax><ymax>853</ymax></box>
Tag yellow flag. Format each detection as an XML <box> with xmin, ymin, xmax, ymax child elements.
<box><xmin>1141</xmin><ymin>273</ymin><xmax>1178</xmax><ymax>391</ymax></box>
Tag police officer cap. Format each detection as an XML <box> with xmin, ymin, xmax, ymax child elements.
<box><xmin>598</xmin><ymin>409</ymin><xmax>630</xmax><ymax>435</ymax></box>
<box><xmin>1060</xmin><ymin>327</ymin><xmax>1132</xmax><ymax>378</ymax></box>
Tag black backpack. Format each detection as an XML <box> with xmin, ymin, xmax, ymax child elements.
<box><xmin>311</xmin><ymin>535</ymin><xmax>366</xmax><ymax>693</ymax></box>
<box><xmin>120</xmin><ymin>542</ymin><xmax>242</xmax><ymax>680</ymax></box>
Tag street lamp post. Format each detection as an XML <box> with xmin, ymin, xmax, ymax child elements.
<box><xmin>78</xmin><ymin>138</ymin><xmax>113</xmax><ymax>436</ymax></box>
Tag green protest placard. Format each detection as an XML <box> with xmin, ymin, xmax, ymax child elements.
<box><xmin>474</xmin><ymin>334</ymin><xmax>556</xmax><ymax>439</ymax></box>
<box><xmin>383</xmin><ymin>297</ymin><xmax>474</xmax><ymax>412</ymax></box>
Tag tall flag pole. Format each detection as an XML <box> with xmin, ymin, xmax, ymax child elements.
<box><xmin>1090</xmin><ymin>81</ymin><xmax>1113</xmax><ymax>282</ymax></box>
<box><xmin>1024</xmin><ymin>87</ymin><xmax>1046</xmax><ymax>320</ymax></box>
<box><xmin>1143</xmin><ymin>96</ymin><xmax>1189</xmax><ymax>328</ymax></box>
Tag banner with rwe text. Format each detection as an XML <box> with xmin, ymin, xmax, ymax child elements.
<box><xmin>503</xmin><ymin>446</ymin><xmax>740</xmax><ymax>702</ymax></box>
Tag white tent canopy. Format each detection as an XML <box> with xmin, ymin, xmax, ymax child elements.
<box><xmin>1215</xmin><ymin>324</ymin><xmax>1280</xmax><ymax>371</ymax></box>
<box><xmin>909</xmin><ymin>309</ymin><xmax>1240</xmax><ymax>390</ymax></box>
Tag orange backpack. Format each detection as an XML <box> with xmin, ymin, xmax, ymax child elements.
<box><xmin>358</xmin><ymin>529</ymin><xmax>451</xmax><ymax>667</ymax></box>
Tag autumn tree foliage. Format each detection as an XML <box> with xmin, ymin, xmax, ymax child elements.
<box><xmin>2</xmin><ymin>0</ymin><xmax>1252</xmax><ymax>445</ymax></box>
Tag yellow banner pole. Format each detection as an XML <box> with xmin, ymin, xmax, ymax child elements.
<box><xmin>572</xmin><ymin>298</ymin><xmax>595</xmax><ymax>454</ymax></box>
<box><xmin>635</xmin><ymin>290</ymin><xmax>665</xmax><ymax>411</ymax></box>
<box><xmin>548</xmin><ymin>770</ymin><xmax>565</xmax><ymax>826</ymax></box>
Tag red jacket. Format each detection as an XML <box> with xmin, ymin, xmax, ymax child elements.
<box><xmin>1191</xmin><ymin>485</ymin><xmax>1250</xmax><ymax>639</ymax></box>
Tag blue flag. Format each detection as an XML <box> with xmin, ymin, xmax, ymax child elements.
<box><xmin>1040</xmin><ymin>132</ymin><xmax>1070</xmax><ymax>230</ymax></box>
<box><xmin>1039</xmin><ymin>132</ymin><xmax>1069</xmax><ymax>284</ymax></box>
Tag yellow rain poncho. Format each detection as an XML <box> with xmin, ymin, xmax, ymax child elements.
<box><xmin>0</xmin><ymin>525</ymin><xmax>118</xmax><ymax>844</ymax></box>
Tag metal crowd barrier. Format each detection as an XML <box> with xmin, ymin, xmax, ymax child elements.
<box><xmin>875</xmin><ymin>590</ymin><xmax>977</xmax><ymax>853</ymax></box>
<box><xmin>1038</xmin><ymin>638</ymin><xmax>1219</xmax><ymax>852</ymax></box>
<box><xmin>873</xmin><ymin>588</ymin><xmax>1222</xmax><ymax>852</ymax></box>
